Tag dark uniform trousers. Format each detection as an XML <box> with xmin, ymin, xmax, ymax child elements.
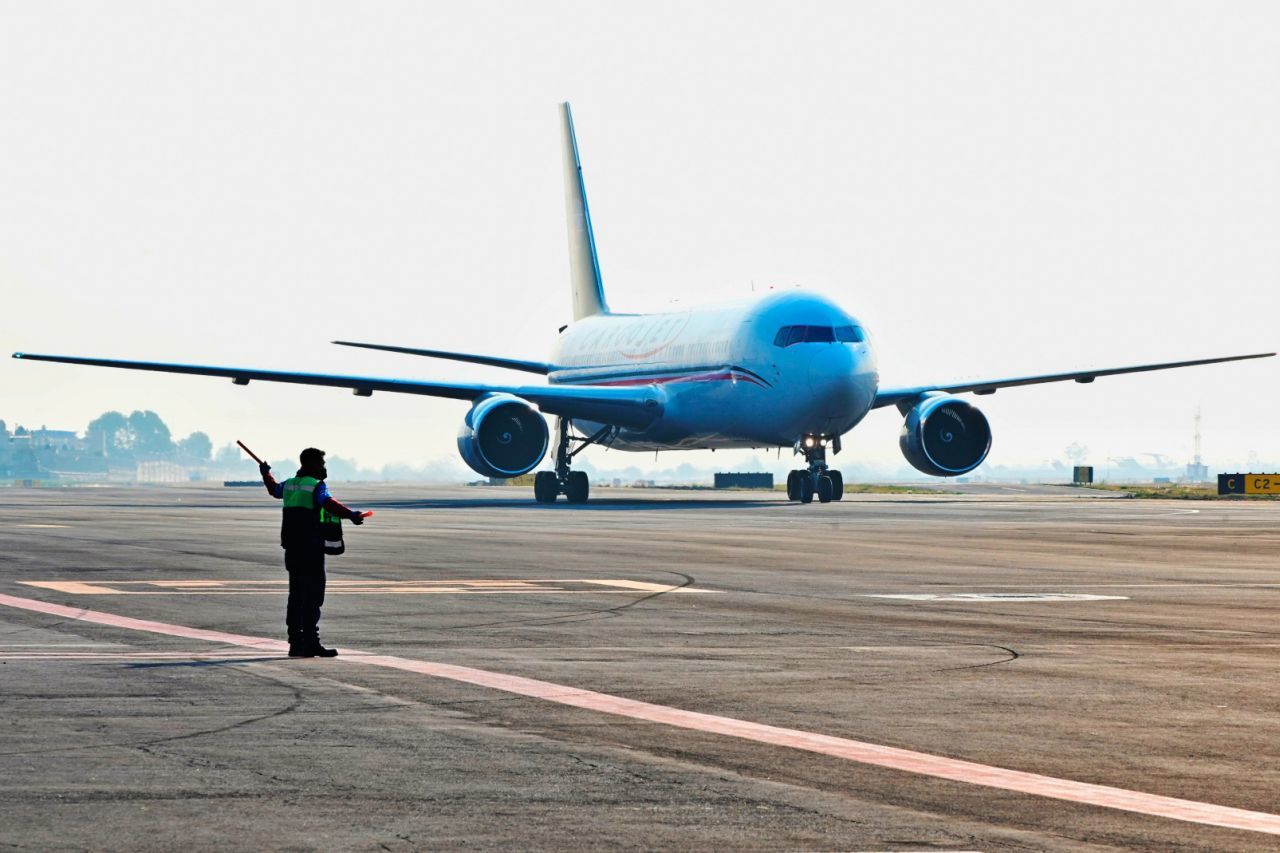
<box><xmin>284</xmin><ymin>546</ymin><xmax>326</xmax><ymax>642</ymax></box>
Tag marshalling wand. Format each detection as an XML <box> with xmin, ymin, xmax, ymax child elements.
<box><xmin>238</xmin><ymin>439</ymin><xmax>372</xmax><ymax>518</ymax></box>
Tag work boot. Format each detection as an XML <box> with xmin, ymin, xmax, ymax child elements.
<box><xmin>289</xmin><ymin>639</ymin><xmax>338</xmax><ymax>658</ymax></box>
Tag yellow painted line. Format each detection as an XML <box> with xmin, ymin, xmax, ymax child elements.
<box><xmin>22</xmin><ymin>581</ymin><xmax>125</xmax><ymax>595</ymax></box>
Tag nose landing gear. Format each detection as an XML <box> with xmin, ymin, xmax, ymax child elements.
<box><xmin>786</xmin><ymin>435</ymin><xmax>845</xmax><ymax>504</ymax></box>
<box><xmin>534</xmin><ymin>419</ymin><xmax>611</xmax><ymax>504</ymax></box>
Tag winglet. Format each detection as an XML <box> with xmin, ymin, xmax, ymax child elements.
<box><xmin>560</xmin><ymin>102</ymin><xmax>609</xmax><ymax>320</ymax></box>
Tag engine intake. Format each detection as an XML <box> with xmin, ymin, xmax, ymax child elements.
<box><xmin>457</xmin><ymin>394</ymin><xmax>549</xmax><ymax>479</ymax></box>
<box><xmin>899</xmin><ymin>395</ymin><xmax>991</xmax><ymax>477</ymax></box>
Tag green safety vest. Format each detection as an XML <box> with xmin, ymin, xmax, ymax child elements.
<box><xmin>281</xmin><ymin>476</ymin><xmax>344</xmax><ymax>554</ymax></box>
<box><xmin>283</xmin><ymin>476</ymin><xmax>320</xmax><ymax>510</ymax></box>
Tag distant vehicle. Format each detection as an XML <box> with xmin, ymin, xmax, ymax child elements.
<box><xmin>13</xmin><ymin>105</ymin><xmax>1274</xmax><ymax>504</ymax></box>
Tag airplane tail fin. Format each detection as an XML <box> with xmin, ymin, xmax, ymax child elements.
<box><xmin>560</xmin><ymin>102</ymin><xmax>609</xmax><ymax>320</ymax></box>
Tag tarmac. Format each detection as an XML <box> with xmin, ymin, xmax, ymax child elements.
<box><xmin>1</xmin><ymin>483</ymin><xmax>1277</xmax><ymax>851</ymax></box>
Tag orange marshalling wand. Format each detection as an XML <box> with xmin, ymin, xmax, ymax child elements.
<box><xmin>236</xmin><ymin>440</ymin><xmax>264</xmax><ymax>466</ymax></box>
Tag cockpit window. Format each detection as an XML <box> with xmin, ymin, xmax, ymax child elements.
<box><xmin>774</xmin><ymin>324</ymin><xmax>865</xmax><ymax>347</ymax></box>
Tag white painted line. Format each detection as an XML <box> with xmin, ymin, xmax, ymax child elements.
<box><xmin>861</xmin><ymin>593</ymin><xmax>1130</xmax><ymax>602</ymax></box>
<box><xmin>18</xmin><ymin>579</ymin><xmax>718</xmax><ymax>596</ymax></box>
<box><xmin>0</xmin><ymin>591</ymin><xmax>1276</xmax><ymax>836</ymax></box>
<box><xmin>0</xmin><ymin>643</ymin><xmax>127</xmax><ymax>648</ymax></box>
<box><xmin>0</xmin><ymin>650</ymin><xmax>270</xmax><ymax>661</ymax></box>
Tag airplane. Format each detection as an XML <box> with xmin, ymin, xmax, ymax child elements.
<box><xmin>12</xmin><ymin>103</ymin><xmax>1274</xmax><ymax>505</ymax></box>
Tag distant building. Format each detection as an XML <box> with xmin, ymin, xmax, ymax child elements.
<box><xmin>30</xmin><ymin>428</ymin><xmax>80</xmax><ymax>445</ymax></box>
<box><xmin>136</xmin><ymin>461</ymin><xmax>189</xmax><ymax>484</ymax></box>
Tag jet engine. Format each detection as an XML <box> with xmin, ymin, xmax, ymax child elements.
<box><xmin>457</xmin><ymin>394</ymin><xmax>549</xmax><ymax>479</ymax></box>
<box><xmin>899</xmin><ymin>395</ymin><xmax>991</xmax><ymax>477</ymax></box>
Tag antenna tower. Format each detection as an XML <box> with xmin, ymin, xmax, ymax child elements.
<box><xmin>1194</xmin><ymin>406</ymin><xmax>1202</xmax><ymax>466</ymax></box>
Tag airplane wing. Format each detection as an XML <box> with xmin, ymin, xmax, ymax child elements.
<box><xmin>11</xmin><ymin>352</ymin><xmax>661</xmax><ymax>428</ymax></box>
<box><xmin>872</xmin><ymin>352</ymin><xmax>1274</xmax><ymax>410</ymax></box>
<box><xmin>331</xmin><ymin>340</ymin><xmax>550</xmax><ymax>374</ymax></box>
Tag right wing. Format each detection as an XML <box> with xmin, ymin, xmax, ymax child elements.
<box><xmin>12</xmin><ymin>352</ymin><xmax>660</xmax><ymax>428</ymax></box>
<box><xmin>331</xmin><ymin>340</ymin><xmax>550</xmax><ymax>374</ymax></box>
<box><xmin>873</xmin><ymin>352</ymin><xmax>1275</xmax><ymax>410</ymax></box>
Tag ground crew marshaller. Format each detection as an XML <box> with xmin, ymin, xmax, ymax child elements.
<box><xmin>260</xmin><ymin>447</ymin><xmax>367</xmax><ymax>657</ymax></box>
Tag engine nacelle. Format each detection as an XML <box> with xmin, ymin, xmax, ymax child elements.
<box><xmin>899</xmin><ymin>395</ymin><xmax>992</xmax><ymax>477</ymax></box>
<box><xmin>457</xmin><ymin>394</ymin><xmax>549</xmax><ymax>479</ymax></box>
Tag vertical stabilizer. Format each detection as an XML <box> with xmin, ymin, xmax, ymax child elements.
<box><xmin>560</xmin><ymin>102</ymin><xmax>609</xmax><ymax>319</ymax></box>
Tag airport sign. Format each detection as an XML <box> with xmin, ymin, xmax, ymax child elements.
<box><xmin>1218</xmin><ymin>473</ymin><xmax>1280</xmax><ymax>495</ymax></box>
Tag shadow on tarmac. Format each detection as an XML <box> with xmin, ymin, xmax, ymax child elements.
<box><xmin>357</xmin><ymin>497</ymin><xmax>783</xmax><ymax>511</ymax></box>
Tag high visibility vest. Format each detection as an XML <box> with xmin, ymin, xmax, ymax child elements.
<box><xmin>281</xmin><ymin>476</ymin><xmax>345</xmax><ymax>554</ymax></box>
<box><xmin>281</xmin><ymin>476</ymin><xmax>321</xmax><ymax>550</ymax></box>
<box><xmin>319</xmin><ymin>506</ymin><xmax>344</xmax><ymax>555</ymax></box>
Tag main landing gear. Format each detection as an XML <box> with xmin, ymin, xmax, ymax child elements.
<box><xmin>534</xmin><ymin>419</ymin><xmax>611</xmax><ymax>505</ymax></box>
<box><xmin>786</xmin><ymin>435</ymin><xmax>845</xmax><ymax>504</ymax></box>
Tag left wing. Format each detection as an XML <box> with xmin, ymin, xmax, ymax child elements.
<box><xmin>873</xmin><ymin>352</ymin><xmax>1274</xmax><ymax>410</ymax></box>
<box><xmin>11</xmin><ymin>352</ymin><xmax>662</xmax><ymax>428</ymax></box>
<box><xmin>331</xmin><ymin>340</ymin><xmax>550</xmax><ymax>374</ymax></box>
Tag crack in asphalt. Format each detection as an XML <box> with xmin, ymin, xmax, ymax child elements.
<box><xmin>443</xmin><ymin>571</ymin><xmax>698</xmax><ymax>630</ymax></box>
<box><xmin>0</xmin><ymin>664</ymin><xmax>303</xmax><ymax>758</ymax></box>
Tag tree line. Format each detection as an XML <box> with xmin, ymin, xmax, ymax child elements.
<box><xmin>83</xmin><ymin>410</ymin><xmax>212</xmax><ymax>461</ymax></box>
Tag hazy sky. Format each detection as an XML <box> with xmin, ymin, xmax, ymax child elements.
<box><xmin>2</xmin><ymin>1</ymin><xmax>1277</xmax><ymax>476</ymax></box>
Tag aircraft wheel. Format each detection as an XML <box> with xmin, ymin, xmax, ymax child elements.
<box><xmin>786</xmin><ymin>470</ymin><xmax>800</xmax><ymax>501</ymax></box>
<box><xmin>565</xmin><ymin>471</ymin><xmax>590</xmax><ymax>504</ymax></box>
<box><xmin>533</xmin><ymin>471</ymin><xmax>559</xmax><ymax>504</ymax></box>
<box><xmin>817</xmin><ymin>475</ymin><xmax>833</xmax><ymax>503</ymax></box>
<box><xmin>798</xmin><ymin>476</ymin><xmax>814</xmax><ymax>504</ymax></box>
<box><xmin>827</xmin><ymin>470</ymin><xmax>844</xmax><ymax>501</ymax></box>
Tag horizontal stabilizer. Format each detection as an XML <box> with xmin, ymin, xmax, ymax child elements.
<box><xmin>332</xmin><ymin>340</ymin><xmax>549</xmax><ymax>374</ymax></box>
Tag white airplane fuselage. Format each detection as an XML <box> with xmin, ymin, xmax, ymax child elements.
<box><xmin>550</xmin><ymin>290</ymin><xmax>879</xmax><ymax>450</ymax></box>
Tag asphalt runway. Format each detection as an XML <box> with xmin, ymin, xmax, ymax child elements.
<box><xmin>1</xmin><ymin>484</ymin><xmax>1277</xmax><ymax>851</ymax></box>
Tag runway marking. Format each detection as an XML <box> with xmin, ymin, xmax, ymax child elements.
<box><xmin>0</xmin><ymin>650</ymin><xmax>272</xmax><ymax>661</ymax></box>
<box><xmin>0</xmin><ymin>593</ymin><xmax>1276</xmax><ymax>835</ymax></box>
<box><xmin>860</xmin><ymin>593</ymin><xmax>1130</xmax><ymax>602</ymax></box>
<box><xmin>21</xmin><ymin>581</ymin><xmax>127</xmax><ymax>595</ymax></box>
<box><xmin>18</xmin><ymin>579</ymin><xmax>718</xmax><ymax>596</ymax></box>
<box><xmin>937</xmin><ymin>582</ymin><xmax>1280</xmax><ymax>590</ymax></box>
<box><xmin>14</xmin><ymin>523</ymin><xmax>70</xmax><ymax>528</ymax></box>
<box><xmin>0</xmin><ymin>643</ymin><xmax>126</xmax><ymax>648</ymax></box>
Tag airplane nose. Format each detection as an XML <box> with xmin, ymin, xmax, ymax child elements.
<box><xmin>808</xmin><ymin>345</ymin><xmax>860</xmax><ymax>416</ymax></box>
